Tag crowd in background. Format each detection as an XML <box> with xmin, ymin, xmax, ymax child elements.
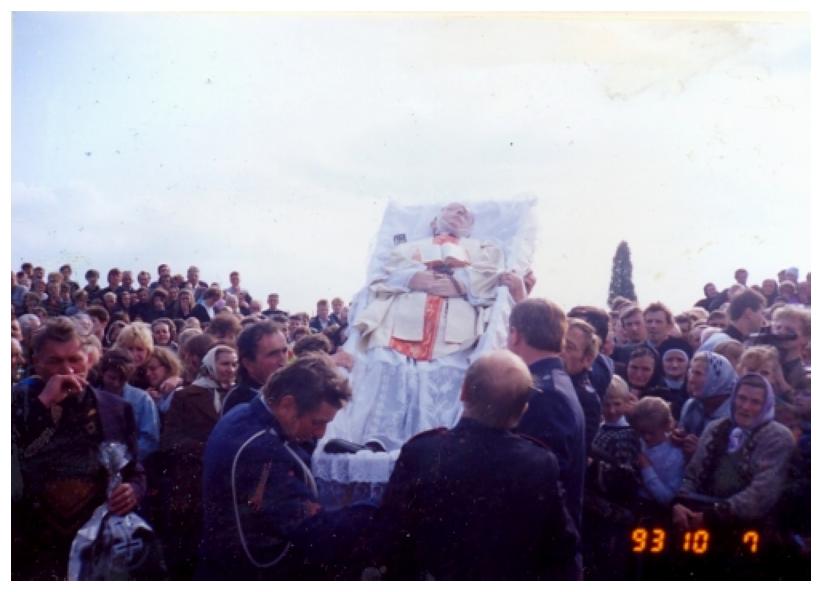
<box><xmin>10</xmin><ymin>261</ymin><xmax>811</xmax><ymax>580</ymax></box>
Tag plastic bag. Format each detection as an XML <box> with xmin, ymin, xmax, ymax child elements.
<box><xmin>68</xmin><ymin>441</ymin><xmax>166</xmax><ymax>580</ymax></box>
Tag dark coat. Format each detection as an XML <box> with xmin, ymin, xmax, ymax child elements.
<box><xmin>376</xmin><ymin>417</ymin><xmax>580</xmax><ymax>580</ymax></box>
<box><xmin>570</xmin><ymin>371</ymin><xmax>602</xmax><ymax>456</ymax></box>
<box><xmin>221</xmin><ymin>377</ymin><xmax>262</xmax><ymax>417</ymax></box>
<box><xmin>198</xmin><ymin>397</ymin><xmax>319</xmax><ymax>580</ymax></box>
<box><xmin>517</xmin><ymin>356</ymin><xmax>587</xmax><ymax>529</ymax></box>
<box><xmin>160</xmin><ymin>384</ymin><xmax>221</xmax><ymax>514</ymax></box>
<box><xmin>190</xmin><ymin>303</ymin><xmax>212</xmax><ymax>325</ymax></box>
<box><xmin>590</xmin><ymin>352</ymin><xmax>615</xmax><ymax>400</ymax></box>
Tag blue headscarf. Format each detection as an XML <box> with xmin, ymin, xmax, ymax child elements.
<box><xmin>727</xmin><ymin>373</ymin><xmax>776</xmax><ymax>453</ymax></box>
<box><xmin>694</xmin><ymin>352</ymin><xmax>737</xmax><ymax>399</ymax></box>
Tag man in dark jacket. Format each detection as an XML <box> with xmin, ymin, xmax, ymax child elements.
<box><xmin>508</xmin><ymin>299</ymin><xmax>586</xmax><ymax>531</ymax></box>
<box><xmin>221</xmin><ymin>321</ymin><xmax>288</xmax><ymax>415</ymax></box>
<box><xmin>308</xmin><ymin>299</ymin><xmax>333</xmax><ymax>333</ymax></box>
<box><xmin>12</xmin><ymin>317</ymin><xmax>144</xmax><ymax>580</ymax></box>
<box><xmin>377</xmin><ymin>350</ymin><xmax>580</xmax><ymax>580</ymax></box>
<box><xmin>198</xmin><ymin>353</ymin><xmax>371</xmax><ymax>580</ymax></box>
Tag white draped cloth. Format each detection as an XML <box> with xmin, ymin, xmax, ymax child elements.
<box><xmin>312</xmin><ymin>198</ymin><xmax>538</xmax><ymax>490</ymax></box>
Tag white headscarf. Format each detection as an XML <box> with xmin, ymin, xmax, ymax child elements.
<box><xmin>192</xmin><ymin>345</ymin><xmax>236</xmax><ymax>413</ymax></box>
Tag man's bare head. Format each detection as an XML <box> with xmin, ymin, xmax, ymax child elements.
<box><xmin>460</xmin><ymin>350</ymin><xmax>533</xmax><ymax>429</ymax></box>
<box><xmin>433</xmin><ymin>202</ymin><xmax>474</xmax><ymax>238</ymax></box>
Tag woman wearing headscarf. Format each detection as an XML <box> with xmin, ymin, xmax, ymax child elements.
<box><xmin>658</xmin><ymin>338</ymin><xmax>694</xmax><ymax>419</ymax></box>
<box><xmin>672</xmin><ymin>374</ymin><xmax>795</xmax><ymax>534</ymax></box>
<box><xmin>159</xmin><ymin>344</ymin><xmax>238</xmax><ymax>579</ymax></box>
<box><xmin>626</xmin><ymin>346</ymin><xmax>686</xmax><ymax>420</ymax></box>
<box><xmin>673</xmin><ymin>351</ymin><xmax>738</xmax><ymax>457</ymax></box>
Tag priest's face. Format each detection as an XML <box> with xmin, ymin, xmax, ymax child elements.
<box><xmin>436</xmin><ymin>203</ymin><xmax>474</xmax><ymax>237</ymax></box>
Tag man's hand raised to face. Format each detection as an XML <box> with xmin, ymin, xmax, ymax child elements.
<box><xmin>37</xmin><ymin>372</ymin><xmax>88</xmax><ymax>409</ymax></box>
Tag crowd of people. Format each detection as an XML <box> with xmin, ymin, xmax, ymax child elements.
<box><xmin>10</xmin><ymin>260</ymin><xmax>811</xmax><ymax>580</ymax></box>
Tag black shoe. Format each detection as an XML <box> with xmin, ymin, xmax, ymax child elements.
<box><xmin>363</xmin><ymin>440</ymin><xmax>386</xmax><ymax>453</ymax></box>
<box><xmin>323</xmin><ymin>439</ymin><xmax>366</xmax><ymax>454</ymax></box>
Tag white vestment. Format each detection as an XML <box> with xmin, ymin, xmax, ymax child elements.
<box><xmin>355</xmin><ymin>236</ymin><xmax>504</xmax><ymax>360</ymax></box>
<box><xmin>312</xmin><ymin>199</ymin><xmax>538</xmax><ymax>499</ymax></box>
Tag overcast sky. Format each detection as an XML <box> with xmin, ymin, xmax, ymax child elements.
<box><xmin>10</xmin><ymin>11</ymin><xmax>810</xmax><ymax>314</ymax></box>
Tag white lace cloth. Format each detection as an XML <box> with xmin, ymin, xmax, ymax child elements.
<box><xmin>312</xmin><ymin>198</ymin><xmax>537</xmax><ymax>486</ymax></box>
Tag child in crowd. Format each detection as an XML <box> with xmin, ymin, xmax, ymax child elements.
<box><xmin>583</xmin><ymin>375</ymin><xmax>641</xmax><ymax>580</ymax></box>
<box><xmin>593</xmin><ymin>375</ymin><xmax>640</xmax><ymax>460</ymax></box>
<box><xmin>628</xmin><ymin>396</ymin><xmax>685</xmax><ymax>513</ymax></box>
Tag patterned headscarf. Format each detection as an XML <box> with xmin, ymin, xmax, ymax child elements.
<box><xmin>727</xmin><ymin>373</ymin><xmax>776</xmax><ymax>453</ymax></box>
<box><xmin>694</xmin><ymin>351</ymin><xmax>737</xmax><ymax>399</ymax></box>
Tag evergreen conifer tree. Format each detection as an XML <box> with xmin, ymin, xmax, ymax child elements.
<box><xmin>608</xmin><ymin>240</ymin><xmax>637</xmax><ymax>306</ymax></box>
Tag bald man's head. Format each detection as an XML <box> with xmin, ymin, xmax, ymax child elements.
<box><xmin>461</xmin><ymin>350</ymin><xmax>534</xmax><ymax>429</ymax></box>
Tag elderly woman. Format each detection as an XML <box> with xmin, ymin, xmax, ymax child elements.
<box><xmin>737</xmin><ymin>345</ymin><xmax>797</xmax><ymax>433</ymax></box>
<box><xmin>672</xmin><ymin>351</ymin><xmax>737</xmax><ymax>457</ymax></box>
<box><xmin>672</xmin><ymin>374</ymin><xmax>795</xmax><ymax>530</ymax></box>
<box><xmin>625</xmin><ymin>346</ymin><xmax>687</xmax><ymax>421</ymax></box>
<box><xmin>159</xmin><ymin>344</ymin><xmax>238</xmax><ymax>579</ymax></box>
